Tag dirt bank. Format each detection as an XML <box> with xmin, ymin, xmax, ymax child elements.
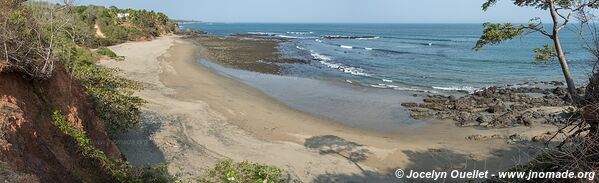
<box><xmin>0</xmin><ymin>65</ymin><xmax>122</xmax><ymax>182</ymax></box>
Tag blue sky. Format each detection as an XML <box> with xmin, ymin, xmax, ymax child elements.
<box><xmin>58</xmin><ymin>0</ymin><xmax>551</xmax><ymax>23</ymax></box>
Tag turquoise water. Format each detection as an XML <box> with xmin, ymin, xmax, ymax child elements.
<box><xmin>182</xmin><ymin>23</ymin><xmax>593</xmax><ymax>93</ymax></box>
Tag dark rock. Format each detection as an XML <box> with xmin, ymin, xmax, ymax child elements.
<box><xmin>454</xmin><ymin>99</ymin><xmax>474</xmax><ymax>111</ymax></box>
<box><xmin>474</xmin><ymin>86</ymin><xmax>497</xmax><ymax>98</ymax></box>
<box><xmin>519</xmin><ymin>111</ymin><xmax>534</xmax><ymax>126</ymax></box>
<box><xmin>454</xmin><ymin>111</ymin><xmax>477</xmax><ymax>123</ymax></box>
<box><xmin>476</xmin><ymin>115</ymin><xmax>493</xmax><ymax>124</ymax></box>
<box><xmin>507</xmin><ymin>134</ymin><xmax>525</xmax><ymax>144</ymax></box>
<box><xmin>577</xmin><ymin>87</ymin><xmax>586</xmax><ymax>95</ymax></box>
<box><xmin>549</xmin><ymin>81</ymin><xmax>564</xmax><ymax>86</ymax></box>
<box><xmin>402</xmin><ymin>84</ymin><xmax>575</xmax><ymax>129</ymax></box>
<box><xmin>491</xmin><ymin>134</ymin><xmax>507</xmax><ymax>139</ymax></box>
<box><xmin>511</xmin><ymin>103</ymin><xmax>532</xmax><ymax>111</ymax></box>
<box><xmin>401</xmin><ymin>102</ymin><xmax>418</xmax><ymax>108</ymax></box>
<box><xmin>490</xmin><ymin>111</ymin><xmax>518</xmax><ymax>128</ymax></box>
<box><xmin>530</xmin><ymin>87</ymin><xmax>544</xmax><ymax>93</ymax></box>
<box><xmin>553</xmin><ymin>87</ymin><xmax>566</xmax><ymax>96</ymax></box>
<box><xmin>487</xmin><ymin>102</ymin><xmax>506</xmax><ymax>113</ymax></box>
<box><xmin>466</xmin><ymin>134</ymin><xmax>488</xmax><ymax>141</ymax></box>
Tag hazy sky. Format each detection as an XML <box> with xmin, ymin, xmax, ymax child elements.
<box><xmin>57</xmin><ymin>0</ymin><xmax>552</xmax><ymax>23</ymax></box>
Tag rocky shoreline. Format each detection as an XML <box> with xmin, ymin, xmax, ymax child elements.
<box><xmin>402</xmin><ymin>83</ymin><xmax>584</xmax><ymax>129</ymax></box>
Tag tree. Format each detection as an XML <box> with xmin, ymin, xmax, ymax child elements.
<box><xmin>0</xmin><ymin>0</ymin><xmax>75</xmax><ymax>79</ymax></box>
<box><xmin>474</xmin><ymin>0</ymin><xmax>599</xmax><ymax>103</ymax></box>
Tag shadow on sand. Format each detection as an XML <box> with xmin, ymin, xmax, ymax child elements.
<box><xmin>112</xmin><ymin>111</ymin><xmax>167</xmax><ymax>167</ymax></box>
<box><xmin>306</xmin><ymin>135</ymin><xmax>555</xmax><ymax>183</ymax></box>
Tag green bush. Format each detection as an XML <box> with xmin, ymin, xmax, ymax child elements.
<box><xmin>201</xmin><ymin>160</ymin><xmax>287</xmax><ymax>183</ymax></box>
<box><xmin>96</xmin><ymin>47</ymin><xmax>123</xmax><ymax>60</ymax></box>
<box><xmin>62</xmin><ymin>47</ymin><xmax>144</xmax><ymax>134</ymax></box>
<box><xmin>51</xmin><ymin>111</ymin><xmax>131</xmax><ymax>181</ymax></box>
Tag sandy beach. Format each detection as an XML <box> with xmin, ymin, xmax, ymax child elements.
<box><xmin>99</xmin><ymin>35</ymin><xmax>561</xmax><ymax>182</ymax></box>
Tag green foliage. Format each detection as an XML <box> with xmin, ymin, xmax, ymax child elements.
<box><xmin>96</xmin><ymin>47</ymin><xmax>124</xmax><ymax>60</ymax></box>
<box><xmin>51</xmin><ymin>111</ymin><xmax>131</xmax><ymax>181</ymax></box>
<box><xmin>0</xmin><ymin>0</ymin><xmax>55</xmax><ymax>78</ymax></box>
<box><xmin>65</xmin><ymin>47</ymin><xmax>145</xmax><ymax>134</ymax></box>
<box><xmin>128</xmin><ymin>164</ymin><xmax>180</xmax><ymax>183</ymax></box>
<box><xmin>482</xmin><ymin>0</ymin><xmax>498</xmax><ymax>11</ymax></box>
<box><xmin>481</xmin><ymin>0</ymin><xmax>582</xmax><ymax>11</ymax></box>
<box><xmin>74</xmin><ymin>5</ymin><xmax>178</xmax><ymax>42</ymax></box>
<box><xmin>52</xmin><ymin>111</ymin><xmax>179</xmax><ymax>183</ymax></box>
<box><xmin>474</xmin><ymin>23</ymin><xmax>525</xmax><ymax>50</ymax></box>
<box><xmin>533</xmin><ymin>44</ymin><xmax>558</xmax><ymax>62</ymax></box>
<box><xmin>201</xmin><ymin>160</ymin><xmax>287</xmax><ymax>183</ymax></box>
<box><xmin>32</xmin><ymin>4</ymin><xmax>144</xmax><ymax>135</ymax></box>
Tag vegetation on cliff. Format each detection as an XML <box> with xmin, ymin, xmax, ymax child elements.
<box><xmin>1</xmin><ymin>1</ymin><xmax>289</xmax><ymax>182</ymax></box>
<box><xmin>0</xmin><ymin>0</ymin><xmax>178</xmax><ymax>181</ymax></box>
<box><xmin>200</xmin><ymin>160</ymin><xmax>287</xmax><ymax>183</ymax></box>
<box><xmin>75</xmin><ymin>5</ymin><xmax>178</xmax><ymax>47</ymax></box>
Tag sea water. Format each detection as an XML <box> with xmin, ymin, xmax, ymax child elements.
<box><xmin>182</xmin><ymin>23</ymin><xmax>593</xmax><ymax>94</ymax></box>
<box><xmin>183</xmin><ymin>23</ymin><xmax>594</xmax><ymax>130</ymax></box>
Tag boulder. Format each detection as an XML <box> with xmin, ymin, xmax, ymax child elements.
<box><xmin>454</xmin><ymin>112</ymin><xmax>477</xmax><ymax>123</ymax></box>
<box><xmin>487</xmin><ymin>102</ymin><xmax>506</xmax><ymax>113</ymax></box>
<box><xmin>476</xmin><ymin>115</ymin><xmax>492</xmax><ymax>124</ymax></box>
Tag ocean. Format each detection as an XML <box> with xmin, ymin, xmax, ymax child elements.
<box><xmin>182</xmin><ymin>23</ymin><xmax>594</xmax><ymax>94</ymax></box>
<box><xmin>179</xmin><ymin>23</ymin><xmax>595</xmax><ymax>131</ymax></box>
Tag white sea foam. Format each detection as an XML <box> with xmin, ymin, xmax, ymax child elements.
<box><xmin>391</xmin><ymin>87</ymin><xmax>439</xmax><ymax>93</ymax></box>
<box><xmin>356</xmin><ymin>36</ymin><xmax>380</xmax><ymax>40</ymax></box>
<box><xmin>370</xmin><ymin>84</ymin><xmax>387</xmax><ymax>88</ymax></box>
<box><xmin>296</xmin><ymin>46</ymin><xmax>306</xmax><ymax>50</ymax></box>
<box><xmin>287</xmin><ymin>31</ymin><xmax>314</xmax><ymax>35</ymax></box>
<box><xmin>432</xmin><ymin>86</ymin><xmax>481</xmax><ymax>93</ymax></box>
<box><xmin>382</xmin><ymin>79</ymin><xmax>393</xmax><ymax>83</ymax></box>
<box><xmin>369</xmin><ymin>83</ymin><xmax>400</xmax><ymax>89</ymax></box>
<box><xmin>247</xmin><ymin>32</ymin><xmax>277</xmax><ymax>35</ymax></box>
<box><xmin>276</xmin><ymin>35</ymin><xmax>303</xmax><ymax>39</ymax></box>
<box><xmin>315</xmin><ymin>39</ymin><xmax>323</xmax><ymax>43</ymax></box>
<box><xmin>309</xmin><ymin>51</ymin><xmax>371</xmax><ymax>77</ymax></box>
<box><xmin>340</xmin><ymin>45</ymin><xmax>353</xmax><ymax>49</ymax></box>
<box><xmin>346</xmin><ymin>80</ymin><xmax>353</xmax><ymax>84</ymax></box>
<box><xmin>365</xmin><ymin>47</ymin><xmax>373</xmax><ymax>50</ymax></box>
<box><xmin>310</xmin><ymin>52</ymin><xmax>332</xmax><ymax>61</ymax></box>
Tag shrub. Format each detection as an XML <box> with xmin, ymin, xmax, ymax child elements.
<box><xmin>51</xmin><ymin>111</ymin><xmax>131</xmax><ymax>181</ymax></box>
<box><xmin>0</xmin><ymin>0</ymin><xmax>56</xmax><ymax>79</ymax></box>
<box><xmin>64</xmin><ymin>47</ymin><xmax>144</xmax><ymax>134</ymax></box>
<box><xmin>201</xmin><ymin>160</ymin><xmax>287</xmax><ymax>183</ymax></box>
<box><xmin>96</xmin><ymin>47</ymin><xmax>123</xmax><ymax>60</ymax></box>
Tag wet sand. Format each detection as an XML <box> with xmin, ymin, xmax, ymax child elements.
<box><xmin>100</xmin><ymin>35</ymin><xmax>559</xmax><ymax>182</ymax></box>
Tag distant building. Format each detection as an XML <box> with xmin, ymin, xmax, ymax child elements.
<box><xmin>117</xmin><ymin>13</ymin><xmax>129</xmax><ymax>18</ymax></box>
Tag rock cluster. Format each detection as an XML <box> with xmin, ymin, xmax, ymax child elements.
<box><xmin>402</xmin><ymin>86</ymin><xmax>581</xmax><ymax>128</ymax></box>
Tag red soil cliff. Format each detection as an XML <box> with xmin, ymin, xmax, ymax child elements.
<box><xmin>0</xmin><ymin>64</ymin><xmax>122</xmax><ymax>182</ymax></box>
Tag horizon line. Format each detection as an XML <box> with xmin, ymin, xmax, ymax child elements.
<box><xmin>189</xmin><ymin>21</ymin><xmax>540</xmax><ymax>24</ymax></box>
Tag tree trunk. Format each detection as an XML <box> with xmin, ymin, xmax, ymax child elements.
<box><xmin>553</xmin><ymin>36</ymin><xmax>579</xmax><ymax>103</ymax></box>
<box><xmin>549</xmin><ymin>0</ymin><xmax>579</xmax><ymax>103</ymax></box>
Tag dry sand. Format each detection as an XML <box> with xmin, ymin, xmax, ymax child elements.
<box><xmin>100</xmin><ymin>35</ymin><xmax>560</xmax><ymax>182</ymax></box>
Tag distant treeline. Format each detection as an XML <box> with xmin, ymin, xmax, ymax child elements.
<box><xmin>75</xmin><ymin>5</ymin><xmax>179</xmax><ymax>47</ymax></box>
